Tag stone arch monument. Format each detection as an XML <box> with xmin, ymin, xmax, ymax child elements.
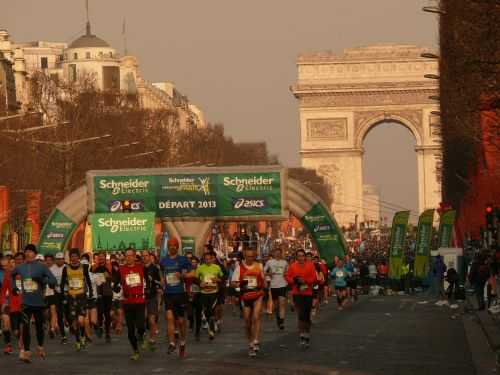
<box><xmin>291</xmin><ymin>44</ymin><xmax>441</xmax><ymax>227</ymax></box>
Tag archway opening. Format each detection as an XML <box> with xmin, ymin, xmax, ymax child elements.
<box><xmin>362</xmin><ymin>121</ymin><xmax>418</xmax><ymax>227</ymax></box>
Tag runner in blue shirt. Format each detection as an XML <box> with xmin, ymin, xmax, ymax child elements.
<box><xmin>331</xmin><ymin>259</ymin><xmax>350</xmax><ymax>311</ymax></box>
<box><xmin>159</xmin><ymin>237</ymin><xmax>193</xmax><ymax>358</ymax></box>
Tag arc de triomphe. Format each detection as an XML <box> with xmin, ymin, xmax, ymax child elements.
<box><xmin>291</xmin><ymin>44</ymin><xmax>441</xmax><ymax>227</ymax></box>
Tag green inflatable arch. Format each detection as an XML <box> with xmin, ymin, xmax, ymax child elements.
<box><xmin>38</xmin><ymin>166</ymin><xmax>346</xmax><ymax>266</ymax></box>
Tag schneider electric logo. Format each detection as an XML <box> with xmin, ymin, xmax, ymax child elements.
<box><xmin>231</xmin><ymin>197</ymin><xmax>268</xmax><ymax>210</ymax></box>
<box><xmin>162</xmin><ymin>176</ymin><xmax>211</xmax><ymax>195</ymax></box>
<box><xmin>97</xmin><ymin>217</ymin><xmax>148</xmax><ymax>233</ymax></box>
<box><xmin>98</xmin><ymin>178</ymin><xmax>151</xmax><ymax>196</ymax></box>
<box><xmin>223</xmin><ymin>175</ymin><xmax>275</xmax><ymax>192</ymax></box>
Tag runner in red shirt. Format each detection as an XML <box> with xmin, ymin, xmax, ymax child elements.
<box><xmin>117</xmin><ymin>248</ymin><xmax>146</xmax><ymax>361</ymax></box>
<box><xmin>231</xmin><ymin>247</ymin><xmax>266</xmax><ymax>358</ymax></box>
<box><xmin>1</xmin><ymin>253</ymin><xmax>23</xmax><ymax>354</ymax></box>
<box><xmin>286</xmin><ymin>249</ymin><xmax>317</xmax><ymax>349</ymax></box>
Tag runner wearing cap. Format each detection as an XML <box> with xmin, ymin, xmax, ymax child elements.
<box><xmin>50</xmin><ymin>252</ymin><xmax>67</xmax><ymax>344</ymax></box>
<box><xmin>142</xmin><ymin>251</ymin><xmax>161</xmax><ymax>351</ymax></box>
<box><xmin>264</xmin><ymin>247</ymin><xmax>289</xmax><ymax>330</ymax></box>
<box><xmin>231</xmin><ymin>247</ymin><xmax>266</xmax><ymax>358</ymax></box>
<box><xmin>60</xmin><ymin>248</ymin><xmax>93</xmax><ymax>351</ymax></box>
<box><xmin>11</xmin><ymin>244</ymin><xmax>57</xmax><ymax>362</ymax></box>
<box><xmin>159</xmin><ymin>237</ymin><xmax>193</xmax><ymax>358</ymax></box>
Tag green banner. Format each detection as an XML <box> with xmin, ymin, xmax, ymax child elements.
<box><xmin>414</xmin><ymin>209</ymin><xmax>435</xmax><ymax>278</ymax></box>
<box><xmin>94</xmin><ymin>175</ymin><xmax>156</xmax><ymax>213</ymax></box>
<box><xmin>181</xmin><ymin>236</ymin><xmax>196</xmax><ymax>255</ymax></box>
<box><xmin>389</xmin><ymin>211</ymin><xmax>410</xmax><ymax>279</ymax></box>
<box><xmin>437</xmin><ymin>209</ymin><xmax>456</xmax><ymax>248</ymax></box>
<box><xmin>38</xmin><ymin>209</ymin><xmax>78</xmax><ymax>255</ymax></box>
<box><xmin>216</xmin><ymin>173</ymin><xmax>281</xmax><ymax>217</ymax></box>
<box><xmin>301</xmin><ymin>203</ymin><xmax>346</xmax><ymax>267</ymax></box>
<box><xmin>93</xmin><ymin>172</ymin><xmax>282</xmax><ymax>219</ymax></box>
<box><xmin>90</xmin><ymin>212</ymin><xmax>156</xmax><ymax>252</ymax></box>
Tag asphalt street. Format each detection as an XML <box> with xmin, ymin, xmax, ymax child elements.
<box><xmin>1</xmin><ymin>295</ymin><xmax>495</xmax><ymax>375</ymax></box>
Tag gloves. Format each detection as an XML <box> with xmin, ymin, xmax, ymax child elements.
<box><xmin>112</xmin><ymin>284</ymin><xmax>121</xmax><ymax>294</ymax></box>
<box><xmin>12</xmin><ymin>288</ymin><xmax>20</xmax><ymax>296</ymax></box>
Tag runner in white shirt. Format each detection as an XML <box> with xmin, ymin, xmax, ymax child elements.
<box><xmin>264</xmin><ymin>248</ymin><xmax>288</xmax><ymax>330</ymax></box>
<box><xmin>50</xmin><ymin>252</ymin><xmax>67</xmax><ymax>343</ymax></box>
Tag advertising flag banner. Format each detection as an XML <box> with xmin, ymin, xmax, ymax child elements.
<box><xmin>438</xmin><ymin>209</ymin><xmax>456</xmax><ymax>248</ymax></box>
<box><xmin>301</xmin><ymin>203</ymin><xmax>346</xmax><ymax>267</ymax></box>
<box><xmin>389</xmin><ymin>211</ymin><xmax>410</xmax><ymax>279</ymax></box>
<box><xmin>90</xmin><ymin>212</ymin><xmax>155</xmax><ymax>252</ymax></box>
<box><xmin>414</xmin><ymin>209</ymin><xmax>435</xmax><ymax>278</ymax></box>
<box><xmin>1</xmin><ymin>222</ymin><xmax>10</xmax><ymax>252</ymax></box>
<box><xmin>26</xmin><ymin>191</ymin><xmax>42</xmax><ymax>244</ymax></box>
<box><xmin>38</xmin><ymin>209</ymin><xmax>77</xmax><ymax>255</ymax></box>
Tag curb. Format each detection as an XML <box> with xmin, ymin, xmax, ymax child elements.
<box><xmin>465</xmin><ymin>295</ymin><xmax>500</xmax><ymax>352</ymax></box>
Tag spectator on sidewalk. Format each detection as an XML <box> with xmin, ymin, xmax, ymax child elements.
<box><xmin>431</xmin><ymin>255</ymin><xmax>447</xmax><ymax>300</ymax></box>
<box><xmin>469</xmin><ymin>254</ymin><xmax>490</xmax><ymax>311</ymax></box>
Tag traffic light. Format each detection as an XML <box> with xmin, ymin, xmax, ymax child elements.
<box><xmin>486</xmin><ymin>203</ymin><xmax>495</xmax><ymax>230</ymax></box>
<box><xmin>122</xmin><ymin>199</ymin><xmax>131</xmax><ymax>213</ymax></box>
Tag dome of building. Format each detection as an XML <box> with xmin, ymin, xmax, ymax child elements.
<box><xmin>68</xmin><ymin>22</ymin><xmax>110</xmax><ymax>49</ymax></box>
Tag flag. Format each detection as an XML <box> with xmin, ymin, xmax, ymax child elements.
<box><xmin>388</xmin><ymin>211</ymin><xmax>410</xmax><ymax>279</ymax></box>
<box><xmin>438</xmin><ymin>210</ymin><xmax>456</xmax><ymax>248</ymax></box>
<box><xmin>414</xmin><ymin>209</ymin><xmax>435</xmax><ymax>278</ymax></box>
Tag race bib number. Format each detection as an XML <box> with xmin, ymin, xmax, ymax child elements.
<box><xmin>274</xmin><ymin>266</ymin><xmax>284</xmax><ymax>275</ymax></box>
<box><xmin>166</xmin><ymin>273</ymin><xmax>180</xmax><ymax>286</ymax></box>
<box><xmin>191</xmin><ymin>284</ymin><xmax>200</xmax><ymax>293</ymax></box>
<box><xmin>336</xmin><ymin>271</ymin><xmax>344</xmax><ymax>278</ymax></box>
<box><xmin>126</xmin><ymin>273</ymin><xmax>142</xmax><ymax>287</ymax></box>
<box><xmin>24</xmin><ymin>278</ymin><xmax>38</xmax><ymax>293</ymax></box>
<box><xmin>244</xmin><ymin>276</ymin><xmax>258</xmax><ymax>289</ymax></box>
<box><xmin>96</xmin><ymin>273</ymin><xmax>106</xmax><ymax>285</ymax></box>
<box><xmin>15</xmin><ymin>279</ymin><xmax>22</xmax><ymax>291</ymax></box>
<box><xmin>69</xmin><ymin>278</ymin><xmax>83</xmax><ymax>290</ymax></box>
<box><xmin>46</xmin><ymin>286</ymin><xmax>55</xmax><ymax>296</ymax></box>
<box><xmin>299</xmin><ymin>284</ymin><xmax>308</xmax><ymax>292</ymax></box>
<box><xmin>203</xmin><ymin>275</ymin><xmax>215</xmax><ymax>286</ymax></box>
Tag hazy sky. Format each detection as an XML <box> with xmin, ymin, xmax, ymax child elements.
<box><xmin>2</xmin><ymin>0</ymin><xmax>437</xmax><ymax>215</ymax></box>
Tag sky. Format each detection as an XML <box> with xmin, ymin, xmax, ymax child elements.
<box><xmin>2</xmin><ymin>0</ymin><xmax>437</xmax><ymax>216</ymax></box>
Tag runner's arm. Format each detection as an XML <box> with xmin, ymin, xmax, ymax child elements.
<box><xmin>83</xmin><ymin>266</ymin><xmax>93</xmax><ymax>298</ymax></box>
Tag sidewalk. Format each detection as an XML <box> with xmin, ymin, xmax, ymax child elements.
<box><xmin>466</xmin><ymin>294</ymin><xmax>500</xmax><ymax>352</ymax></box>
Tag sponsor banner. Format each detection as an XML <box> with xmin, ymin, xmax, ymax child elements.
<box><xmin>90</xmin><ymin>212</ymin><xmax>155</xmax><ymax>252</ymax></box>
<box><xmin>26</xmin><ymin>191</ymin><xmax>42</xmax><ymax>244</ymax></box>
<box><xmin>157</xmin><ymin>174</ymin><xmax>217</xmax><ymax>217</ymax></box>
<box><xmin>94</xmin><ymin>176</ymin><xmax>156</xmax><ymax>213</ymax></box>
<box><xmin>414</xmin><ymin>209</ymin><xmax>435</xmax><ymax>278</ymax></box>
<box><xmin>181</xmin><ymin>236</ymin><xmax>196</xmax><ymax>255</ymax></box>
<box><xmin>92</xmin><ymin>171</ymin><xmax>283</xmax><ymax>219</ymax></box>
<box><xmin>1</xmin><ymin>222</ymin><xmax>10</xmax><ymax>252</ymax></box>
<box><xmin>438</xmin><ymin>209</ymin><xmax>456</xmax><ymax>248</ymax></box>
<box><xmin>216</xmin><ymin>173</ymin><xmax>281</xmax><ymax>217</ymax></box>
<box><xmin>38</xmin><ymin>209</ymin><xmax>78</xmax><ymax>255</ymax></box>
<box><xmin>301</xmin><ymin>203</ymin><xmax>346</xmax><ymax>267</ymax></box>
<box><xmin>389</xmin><ymin>211</ymin><xmax>410</xmax><ymax>279</ymax></box>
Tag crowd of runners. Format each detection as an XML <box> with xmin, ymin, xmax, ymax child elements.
<box><xmin>0</xmin><ymin>238</ymin><xmax>364</xmax><ymax>363</ymax></box>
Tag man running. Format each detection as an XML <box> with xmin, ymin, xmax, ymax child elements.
<box><xmin>11</xmin><ymin>244</ymin><xmax>57</xmax><ymax>362</ymax></box>
<box><xmin>143</xmin><ymin>251</ymin><xmax>161</xmax><ymax>351</ymax></box>
<box><xmin>60</xmin><ymin>248</ymin><xmax>93</xmax><ymax>351</ymax></box>
<box><xmin>92</xmin><ymin>251</ymin><xmax>117</xmax><ymax>343</ymax></box>
<box><xmin>116</xmin><ymin>248</ymin><xmax>147</xmax><ymax>361</ymax></box>
<box><xmin>185</xmin><ymin>256</ymin><xmax>202</xmax><ymax>341</ymax></box>
<box><xmin>160</xmin><ymin>237</ymin><xmax>193</xmax><ymax>358</ymax></box>
<box><xmin>264</xmin><ymin>247</ymin><xmax>288</xmax><ymax>330</ymax></box>
<box><xmin>50</xmin><ymin>252</ymin><xmax>67</xmax><ymax>344</ymax></box>
<box><xmin>231</xmin><ymin>247</ymin><xmax>265</xmax><ymax>357</ymax></box>
<box><xmin>285</xmin><ymin>249</ymin><xmax>317</xmax><ymax>349</ymax></box>
<box><xmin>196</xmin><ymin>251</ymin><xmax>223</xmax><ymax>341</ymax></box>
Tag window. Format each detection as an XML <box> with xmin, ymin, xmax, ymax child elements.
<box><xmin>73</xmin><ymin>52</ymin><xmax>78</xmax><ymax>60</ymax></box>
<box><xmin>68</xmin><ymin>64</ymin><xmax>77</xmax><ymax>82</ymax></box>
<box><xmin>40</xmin><ymin>57</ymin><xmax>48</xmax><ymax>69</ymax></box>
<box><xmin>86</xmin><ymin>51</ymin><xmax>91</xmax><ymax>59</ymax></box>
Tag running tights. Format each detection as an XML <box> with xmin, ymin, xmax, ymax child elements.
<box><xmin>123</xmin><ymin>303</ymin><xmax>145</xmax><ymax>351</ymax></box>
<box><xmin>21</xmin><ymin>305</ymin><xmax>45</xmax><ymax>351</ymax></box>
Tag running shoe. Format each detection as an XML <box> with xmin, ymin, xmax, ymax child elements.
<box><xmin>248</xmin><ymin>347</ymin><xmax>256</xmax><ymax>358</ymax></box>
<box><xmin>253</xmin><ymin>342</ymin><xmax>260</xmax><ymax>353</ymax></box>
<box><xmin>37</xmin><ymin>346</ymin><xmax>46</xmax><ymax>359</ymax></box>
<box><xmin>279</xmin><ymin>322</ymin><xmax>285</xmax><ymax>330</ymax></box>
<box><xmin>179</xmin><ymin>343</ymin><xmax>186</xmax><ymax>359</ymax></box>
<box><xmin>208</xmin><ymin>329</ymin><xmax>215</xmax><ymax>341</ymax></box>
<box><xmin>130</xmin><ymin>351</ymin><xmax>140</xmax><ymax>361</ymax></box>
<box><xmin>61</xmin><ymin>336</ymin><xmax>68</xmax><ymax>345</ymax></box>
<box><xmin>304</xmin><ymin>337</ymin><xmax>310</xmax><ymax>349</ymax></box>
<box><xmin>3</xmin><ymin>344</ymin><xmax>13</xmax><ymax>355</ymax></box>
<box><xmin>167</xmin><ymin>343</ymin><xmax>176</xmax><ymax>355</ymax></box>
<box><xmin>19</xmin><ymin>350</ymin><xmax>31</xmax><ymax>363</ymax></box>
<box><xmin>75</xmin><ymin>341</ymin><xmax>82</xmax><ymax>352</ymax></box>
